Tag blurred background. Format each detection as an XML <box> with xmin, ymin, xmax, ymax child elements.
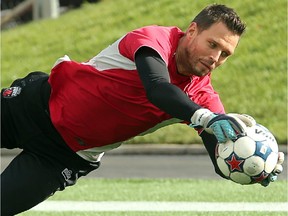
<box><xmin>1</xmin><ymin>0</ymin><xmax>101</xmax><ymax>30</ymax></box>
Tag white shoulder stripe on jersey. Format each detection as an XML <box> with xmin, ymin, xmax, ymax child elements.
<box><xmin>83</xmin><ymin>37</ymin><xmax>137</xmax><ymax>71</ymax></box>
<box><xmin>52</xmin><ymin>55</ymin><xmax>71</xmax><ymax>68</ymax></box>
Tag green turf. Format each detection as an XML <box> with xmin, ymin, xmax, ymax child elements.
<box><xmin>48</xmin><ymin>178</ymin><xmax>288</xmax><ymax>202</ymax></box>
<box><xmin>20</xmin><ymin>178</ymin><xmax>287</xmax><ymax>216</ymax></box>
<box><xmin>1</xmin><ymin>0</ymin><xmax>287</xmax><ymax>145</ymax></box>
<box><xmin>20</xmin><ymin>212</ymin><xmax>288</xmax><ymax>216</ymax></box>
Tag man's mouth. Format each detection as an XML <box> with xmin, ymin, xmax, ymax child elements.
<box><xmin>200</xmin><ymin>61</ymin><xmax>213</xmax><ymax>71</ymax></box>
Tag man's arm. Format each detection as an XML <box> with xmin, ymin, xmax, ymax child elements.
<box><xmin>135</xmin><ymin>47</ymin><xmax>229</xmax><ymax>179</ymax></box>
<box><xmin>135</xmin><ymin>46</ymin><xmax>245</xmax><ymax>144</ymax></box>
<box><xmin>135</xmin><ymin>46</ymin><xmax>202</xmax><ymax>122</ymax></box>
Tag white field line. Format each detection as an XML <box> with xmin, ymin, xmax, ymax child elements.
<box><xmin>31</xmin><ymin>201</ymin><xmax>288</xmax><ymax>212</ymax></box>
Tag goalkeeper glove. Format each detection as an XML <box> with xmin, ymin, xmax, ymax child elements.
<box><xmin>260</xmin><ymin>152</ymin><xmax>285</xmax><ymax>187</ymax></box>
<box><xmin>226</xmin><ymin>113</ymin><xmax>256</xmax><ymax>128</ymax></box>
<box><xmin>190</xmin><ymin>109</ymin><xmax>247</xmax><ymax>143</ymax></box>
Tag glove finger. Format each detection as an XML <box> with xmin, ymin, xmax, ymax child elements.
<box><xmin>269</xmin><ymin>173</ymin><xmax>278</xmax><ymax>182</ymax></box>
<box><xmin>227</xmin><ymin>117</ymin><xmax>246</xmax><ymax>136</ymax></box>
<box><xmin>219</xmin><ymin>120</ymin><xmax>237</xmax><ymax>141</ymax></box>
<box><xmin>260</xmin><ymin>178</ymin><xmax>270</xmax><ymax>187</ymax></box>
<box><xmin>207</xmin><ymin>115</ymin><xmax>245</xmax><ymax>141</ymax></box>
<box><xmin>273</xmin><ymin>164</ymin><xmax>283</xmax><ymax>175</ymax></box>
<box><xmin>278</xmin><ymin>152</ymin><xmax>285</xmax><ymax>165</ymax></box>
<box><xmin>241</xmin><ymin>114</ymin><xmax>257</xmax><ymax>127</ymax></box>
<box><xmin>208</xmin><ymin>115</ymin><xmax>246</xmax><ymax>136</ymax></box>
<box><xmin>228</xmin><ymin>113</ymin><xmax>256</xmax><ymax>128</ymax></box>
<box><xmin>260</xmin><ymin>173</ymin><xmax>277</xmax><ymax>187</ymax></box>
<box><xmin>210</xmin><ymin>122</ymin><xmax>227</xmax><ymax>143</ymax></box>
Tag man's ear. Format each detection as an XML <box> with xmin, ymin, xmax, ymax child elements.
<box><xmin>186</xmin><ymin>22</ymin><xmax>198</xmax><ymax>38</ymax></box>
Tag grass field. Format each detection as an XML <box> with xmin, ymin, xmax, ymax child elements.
<box><xmin>20</xmin><ymin>178</ymin><xmax>287</xmax><ymax>216</ymax></box>
<box><xmin>20</xmin><ymin>212</ymin><xmax>288</xmax><ymax>216</ymax></box>
<box><xmin>1</xmin><ymin>0</ymin><xmax>287</xmax><ymax>144</ymax></box>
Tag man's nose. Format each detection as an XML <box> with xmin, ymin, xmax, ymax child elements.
<box><xmin>210</xmin><ymin>50</ymin><xmax>221</xmax><ymax>63</ymax></box>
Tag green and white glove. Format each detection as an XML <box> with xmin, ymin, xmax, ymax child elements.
<box><xmin>260</xmin><ymin>152</ymin><xmax>285</xmax><ymax>187</ymax></box>
<box><xmin>227</xmin><ymin>113</ymin><xmax>256</xmax><ymax>128</ymax></box>
<box><xmin>190</xmin><ymin>109</ymin><xmax>247</xmax><ymax>143</ymax></box>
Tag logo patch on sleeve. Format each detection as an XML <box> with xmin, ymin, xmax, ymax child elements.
<box><xmin>2</xmin><ymin>87</ymin><xmax>22</xmax><ymax>98</ymax></box>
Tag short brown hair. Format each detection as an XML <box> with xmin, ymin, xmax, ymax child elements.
<box><xmin>192</xmin><ymin>4</ymin><xmax>246</xmax><ymax>35</ymax></box>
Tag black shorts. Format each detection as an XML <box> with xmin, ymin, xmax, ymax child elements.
<box><xmin>1</xmin><ymin>72</ymin><xmax>100</xmax><ymax>215</ymax></box>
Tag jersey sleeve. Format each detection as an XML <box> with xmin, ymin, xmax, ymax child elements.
<box><xmin>118</xmin><ymin>26</ymin><xmax>175</xmax><ymax>65</ymax></box>
<box><xmin>186</xmin><ymin>75</ymin><xmax>225</xmax><ymax>114</ymax></box>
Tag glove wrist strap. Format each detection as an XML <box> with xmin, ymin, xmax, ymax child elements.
<box><xmin>190</xmin><ymin>108</ymin><xmax>214</xmax><ymax>128</ymax></box>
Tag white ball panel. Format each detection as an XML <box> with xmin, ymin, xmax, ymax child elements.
<box><xmin>234</xmin><ymin>137</ymin><xmax>255</xmax><ymax>158</ymax></box>
<box><xmin>230</xmin><ymin>172</ymin><xmax>251</xmax><ymax>185</ymax></box>
<box><xmin>265</xmin><ymin>139</ymin><xmax>278</xmax><ymax>153</ymax></box>
<box><xmin>217</xmin><ymin>140</ymin><xmax>234</xmax><ymax>159</ymax></box>
<box><xmin>243</xmin><ymin>156</ymin><xmax>264</xmax><ymax>176</ymax></box>
<box><xmin>264</xmin><ymin>152</ymin><xmax>279</xmax><ymax>173</ymax></box>
<box><xmin>246</xmin><ymin>124</ymin><xmax>278</xmax><ymax>153</ymax></box>
<box><xmin>217</xmin><ymin>157</ymin><xmax>230</xmax><ymax>177</ymax></box>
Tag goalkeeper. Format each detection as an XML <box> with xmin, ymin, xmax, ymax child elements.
<box><xmin>1</xmin><ymin>4</ymin><xmax>284</xmax><ymax>215</ymax></box>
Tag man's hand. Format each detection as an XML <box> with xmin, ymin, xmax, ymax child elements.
<box><xmin>227</xmin><ymin>113</ymin><xmax>256</xmax><ymax>128</ymax></box>
<box><xmin>190</xmin><ymin>109</ymin><xmax>248</xmax><ymax>143</ymax></box>
<box><xmin>260</xmin><ymin>152</ymin><xmax>285</xmax><ymax>187</ymax></box>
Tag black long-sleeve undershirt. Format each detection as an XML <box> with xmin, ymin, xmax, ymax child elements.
<box><xmin>135</xmin><ymin>47</ymin><xmax>202</xmax><ymax>122</ymax></box>
<box><xmin>135</xmin><ymin>47</ymin><xmax>225</xmax><ymax>178</ymax></box>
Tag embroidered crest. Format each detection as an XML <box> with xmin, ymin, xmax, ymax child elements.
<box><xmin>2</xmin><ymin>87</ymin><xmax>22</xmax><ymax>98</ymax></box>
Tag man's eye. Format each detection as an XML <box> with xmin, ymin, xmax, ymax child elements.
<box><xmin>209</xmin><ymin>42</ymin><xmax>216</xmax><ymax>48</ymax></box>
<box><xmin>221</xmin><ymin>51</ymin><xmax>229</xmax><ymax>58</ymax></box>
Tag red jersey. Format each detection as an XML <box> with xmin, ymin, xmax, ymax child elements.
<box><xmin>48</xmin><ymin>26</ymin><xmax>224</xmax><ymax>161</ymax></box>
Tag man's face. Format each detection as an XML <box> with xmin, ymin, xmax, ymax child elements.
<box><xmin>177</xmin><ymin>22</ymin><xmax>240</xmax><ymax>77</ymax></box>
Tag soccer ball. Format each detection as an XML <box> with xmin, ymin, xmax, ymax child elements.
<box><xmin>216</xmin><ymin>123</ymin><xmax>279</xmax><ymax>185</ymax></box>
